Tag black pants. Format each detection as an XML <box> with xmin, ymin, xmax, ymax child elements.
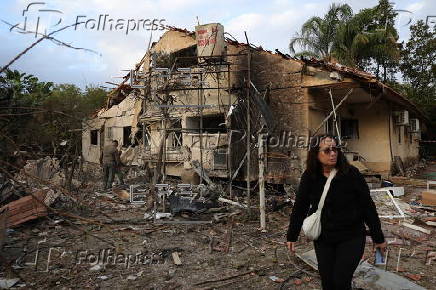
<box><xmin>102</xmin><ymin>163</ymin><xmax>115</xmax><ymax>189</ymax></box>
<box><xmin>314</xmin><ymin>235</ymin><xmax>365</xmax><ymax>290</ymax></box>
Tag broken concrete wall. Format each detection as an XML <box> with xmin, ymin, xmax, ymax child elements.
<box><xmin>137</xmin><ymin>30</ymin><xmax>244</xmax><ymax>180</ymax></box>
<box><xmin>98</xmin><ymin>94</ymin><xmax>142</xmax><ymax>144</ymax></box>
<box><xmin>82</xmin><ymin>95</ymin><xmax>143</xmax><ymax>164</ymax></box>
<box><xmin>82</xmin><ymin>26</ymin><xmax>423</xmax><ymax>185</ymax></box>
<box><xmin>82</xmin><ymin>117</ymin><xmax>105</xmax><ymax>164</ymax></box>
<box><xmin>150</xmin><ymin>30</ymin><xmax>197</xmax><ymax>56</ymax></box>
<box><xmin>248</xmin><ymin>50</ymin><xmax>307</xmax><ymax>184</ymax></box>
<box><xmin>17</xmin><ymin>156</ymin><xmax>67</xmax><ymax>187</ymax></box>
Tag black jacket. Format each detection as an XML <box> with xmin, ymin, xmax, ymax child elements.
<box><xmin>287</xmin><ymin>165</ymin><xmax>385</xmax><ymax>244</ymax></box>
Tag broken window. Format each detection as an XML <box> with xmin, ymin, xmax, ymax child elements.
<box><xmin>341</xmin><ymin>119</ymin><xmax>359</xmax><ymax>139</ymax></box>
<box><xmin>186</xmin><ymin>115</ymin><xmax>226</xmax><ymax>134</ymax></box>
<box><xmin>123</xmin><ymin>126</ymin><xmax>132</xmax><ymax>147</ymax></box>
<box><xmin>167</xmin><ymin>119</ymin><xmax>182</xmax><ymax>150</ymax></box>
<box><xmin>173</xmin><ymin>45</ymin><xmax>197</xmax><ymax>67</ymax></box>
<box><xmin>132</xmin><ymin>126</ymin><xmax>143</xmax><ymax>148</ymax></box>
<box><xmin>153</xmin><ymin>46</ymin><xmax>197</xmax><ymax>71</ymax></box>
<box><xmin>90</xmin><ymin>130</ymin><xmax>98</xmax><ymax>145</ymax></box>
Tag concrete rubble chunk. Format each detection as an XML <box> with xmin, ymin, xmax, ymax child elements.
<box><xmin>90</xmin><ymin>264</ymin><xmax>103</xmax><ymax>271</ymax></box>
<box><xmin>297</xmin><ymin>249</ymin><xmax>427</xmax><ymax>290</ymax></box>
<box><xmin>0</xmin><ymin>278</ymin><xmax>20</xmax><ymax>289</ymax></box>
<box><xmin>218</xmin><ymin>197</ymin><xmax>247</xmax><ymax>208</ymax></box>
<box><xmin>155</xmin><ymin>212</ymin><xmax>172</xmax><ymax>219</ymax></box>
<box><xmin>268</xmin><ymin>276</ymin><xmax>285</xmax><ymax>283</ymax></box>
<box><xmin>354</xmin><ymin>262</ymin><xmax>427</xmax><ymax>290</ymax></box>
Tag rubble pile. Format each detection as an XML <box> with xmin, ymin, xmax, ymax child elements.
<box><xmin>0</xmin><ymin>156</ymin><xmax>435</xmax><ymax>289</ymax></box>
<box><xmin>406</xmin><ymin>159</ymin><xmax>428</xmax><ymax>178</ymax></box>
<box><xmin>16</xmin><ymin>156</ymin><xmax>65</xmax><ymax>186</ymax></box>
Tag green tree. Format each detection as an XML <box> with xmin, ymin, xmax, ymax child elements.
<box><xmin>289</xmin><ymin>3</ymin><xmax>353</xmax><ymax>60</ymax></box>
<box><xmin>332</xmin><ymin>9</ymin><xmax>372</xmax><ymax>67</ymax></box>
<box><xmin>399</xmin><ymin>20</ymin><xmax>435</xmax><ymax>113</ymax></box>
<box><xmin>1</xmin><ymin>69</ymin><xmax>107</xmax><ymax>166</ymax></box>
<box><xmin>82</xmin><ymin>86</ymin><xmax>107</xmax><ymax>115</ymax></box>
<box><xmin>333</xmin><ymin>0</ymin><xmax>400</xmax><ymax>81</ymax></box>
<box><xmin>35</xmin><ymin>84</ymin><xmax>107</xmax><ymax>155</ymax></box>
<box><xmin>364</xmin><ymin>0</ymin><xmax>400</xmax><ymax>82</ymax></box>
<box><xmin>0</xmin><ymin>70</ymin><xmax>53</xmax><ymax>161</ymax></box>
<box><xmin>292</xmin><ymin>1</ymin><xmax>400</xmax><ymax>82</ymax></box>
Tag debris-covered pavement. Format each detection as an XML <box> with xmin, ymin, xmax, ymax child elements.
<box><xmin>0</xmin><ymin>158</ymin><xmax>435</xmax><ymax>289</ymax></box>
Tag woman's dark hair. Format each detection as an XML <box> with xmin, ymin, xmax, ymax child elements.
<box><xmin>306</xmin><ymin>134</ymin><xmax>350</xmax><ymax>177</ymax></box>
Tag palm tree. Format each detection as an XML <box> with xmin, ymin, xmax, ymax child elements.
<box><xmin>289</xmin><ymin>3</ymin><xmax>353</xmax><ymax>60</ymax></box>
<box><xmin>332</xmin><ymin>9</ymin><xmax>372</xmax><ymax>67</ymax></box>
<box><xmin>333</xmin><ymin>2</ymin><xmax>400</xmax><ymax>79</ymax></box>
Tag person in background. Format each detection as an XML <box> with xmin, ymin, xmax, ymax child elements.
<box><xmin>286</xmin><ymin>134</ymin><xmax>387</xmax><ymax>290</ymax></box>
<box><xmin>114</xmin><ymin>144</ymin><xmax>125</xmax><ymax>185</ymax></box>
<box><xmin>99</xmin><ymin>140</ymin><xmax>120</xmax><ymax>190</ymax></box>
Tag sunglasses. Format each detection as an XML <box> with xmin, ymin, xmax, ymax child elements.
<box><xmin>319</xmin><ymin>147</ymin><xmax>340</xmax><ymax>154</ymax></box>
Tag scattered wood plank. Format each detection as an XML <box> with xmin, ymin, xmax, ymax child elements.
<box><xmin>208</xmin><ymin>236</ymin><xmax>215</xmax><ymax>254</ymax></box>
<box><xmin>421</xmin><ymin>190</ymin><xmax>436</xmax><ymax>206</ymax></box>
<box><xmin>425</xmin><ymin>221</ymin><xmax>436</xmax><ymax>227</ymax></box>
<box><xmin>402</xmin><ymin>223</ymin><xmax>431</xmax><ymax>235</ymax></box>
<box><xmin>0</xmin><ymin>208</ymin><xmax>8</xmax><ymax>249</ymax></box>
<box><xmin>224</xmin><ymin>218</ymin><xmax>234</xmax><ymax>253</ymax></box>
<box><xmin>394</xmin><ymin>156</ymin><xmax>405</xmax><ymax>177</ymax></box>
<box><xmin>172</xmin><ymin>252</ymin><xmax>182</xmax><ymax>266</ymax></box>
<box><xmin>0</xmin><ymin>191</ymin><xmax>47</xmax><ymax>228</ymax></box>
<box><xmin>388</xmin><ymin>177</ymin><xmax>427</xmax><ymax>188</ymax></box>
<box><xmin>391</xmin><ymin>227</ymin><xmax>428</xmax><ymax>243</ymax></box>
<box><xmin>231</xmin><ymin>152</ymin><xmax>247</xmax><ymax>181</ymax></box>
<box><xmin>218</xmin><ymin>197</ymin><xmax>247</xmax><ymax>208</ymax></box>
<box><xmin>191</xmin><ymin>160</ymin><xmax>214</xmax><ymax>186</ymax></box>
<box><xmin>193</xmin><ymin>269</ymin><xmax>255</xmax><ymax>286</ymax></box>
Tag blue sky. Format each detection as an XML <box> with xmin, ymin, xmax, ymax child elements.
<box><xmin>0</xmin><ymin>0</ymin><xmax>434</xmax><ymax>88</ymax></box>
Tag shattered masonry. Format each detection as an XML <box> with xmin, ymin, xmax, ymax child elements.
<box><xmin>82</xmin><ymin>25</ymin><xmax>427</xmax><ymax>184</ymax></box>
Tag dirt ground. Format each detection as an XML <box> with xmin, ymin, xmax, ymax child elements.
<box><xmin>1</xmin><ymin>163</ymin><xmax>435</xmax><ymax>289</ymax></box>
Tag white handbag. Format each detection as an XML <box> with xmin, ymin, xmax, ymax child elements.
<box><xmin>302</xmin><ymin>168</ymin><xmax>337</xmax><ymax>240</ymax></box>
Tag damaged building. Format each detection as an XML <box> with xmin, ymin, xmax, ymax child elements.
<box><xmin>82</xmin><ymin>23</ymin><xmax>428</xmax><ymax>186</ymax></box>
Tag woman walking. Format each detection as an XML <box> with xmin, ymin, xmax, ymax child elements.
<box><xmin>286</xmin><ymin>134</ymin><xmax>387</xmax><ymax>290</ymax></box>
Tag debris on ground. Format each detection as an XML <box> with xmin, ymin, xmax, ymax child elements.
<box><xmin>0</xmin><ymin>278</ymin><xmax>20</xmax><ymax>289</ymax></box>
<box><xmin>0</xmin><ymin>156</ymin><xmax>434</xmax><ymax>289</ymax></box>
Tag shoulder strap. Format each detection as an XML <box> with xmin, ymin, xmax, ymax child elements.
<box><xmin>316</xmin><ymin>168</ymin><xmax>337</xmax><ymax>213</ymax></box>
